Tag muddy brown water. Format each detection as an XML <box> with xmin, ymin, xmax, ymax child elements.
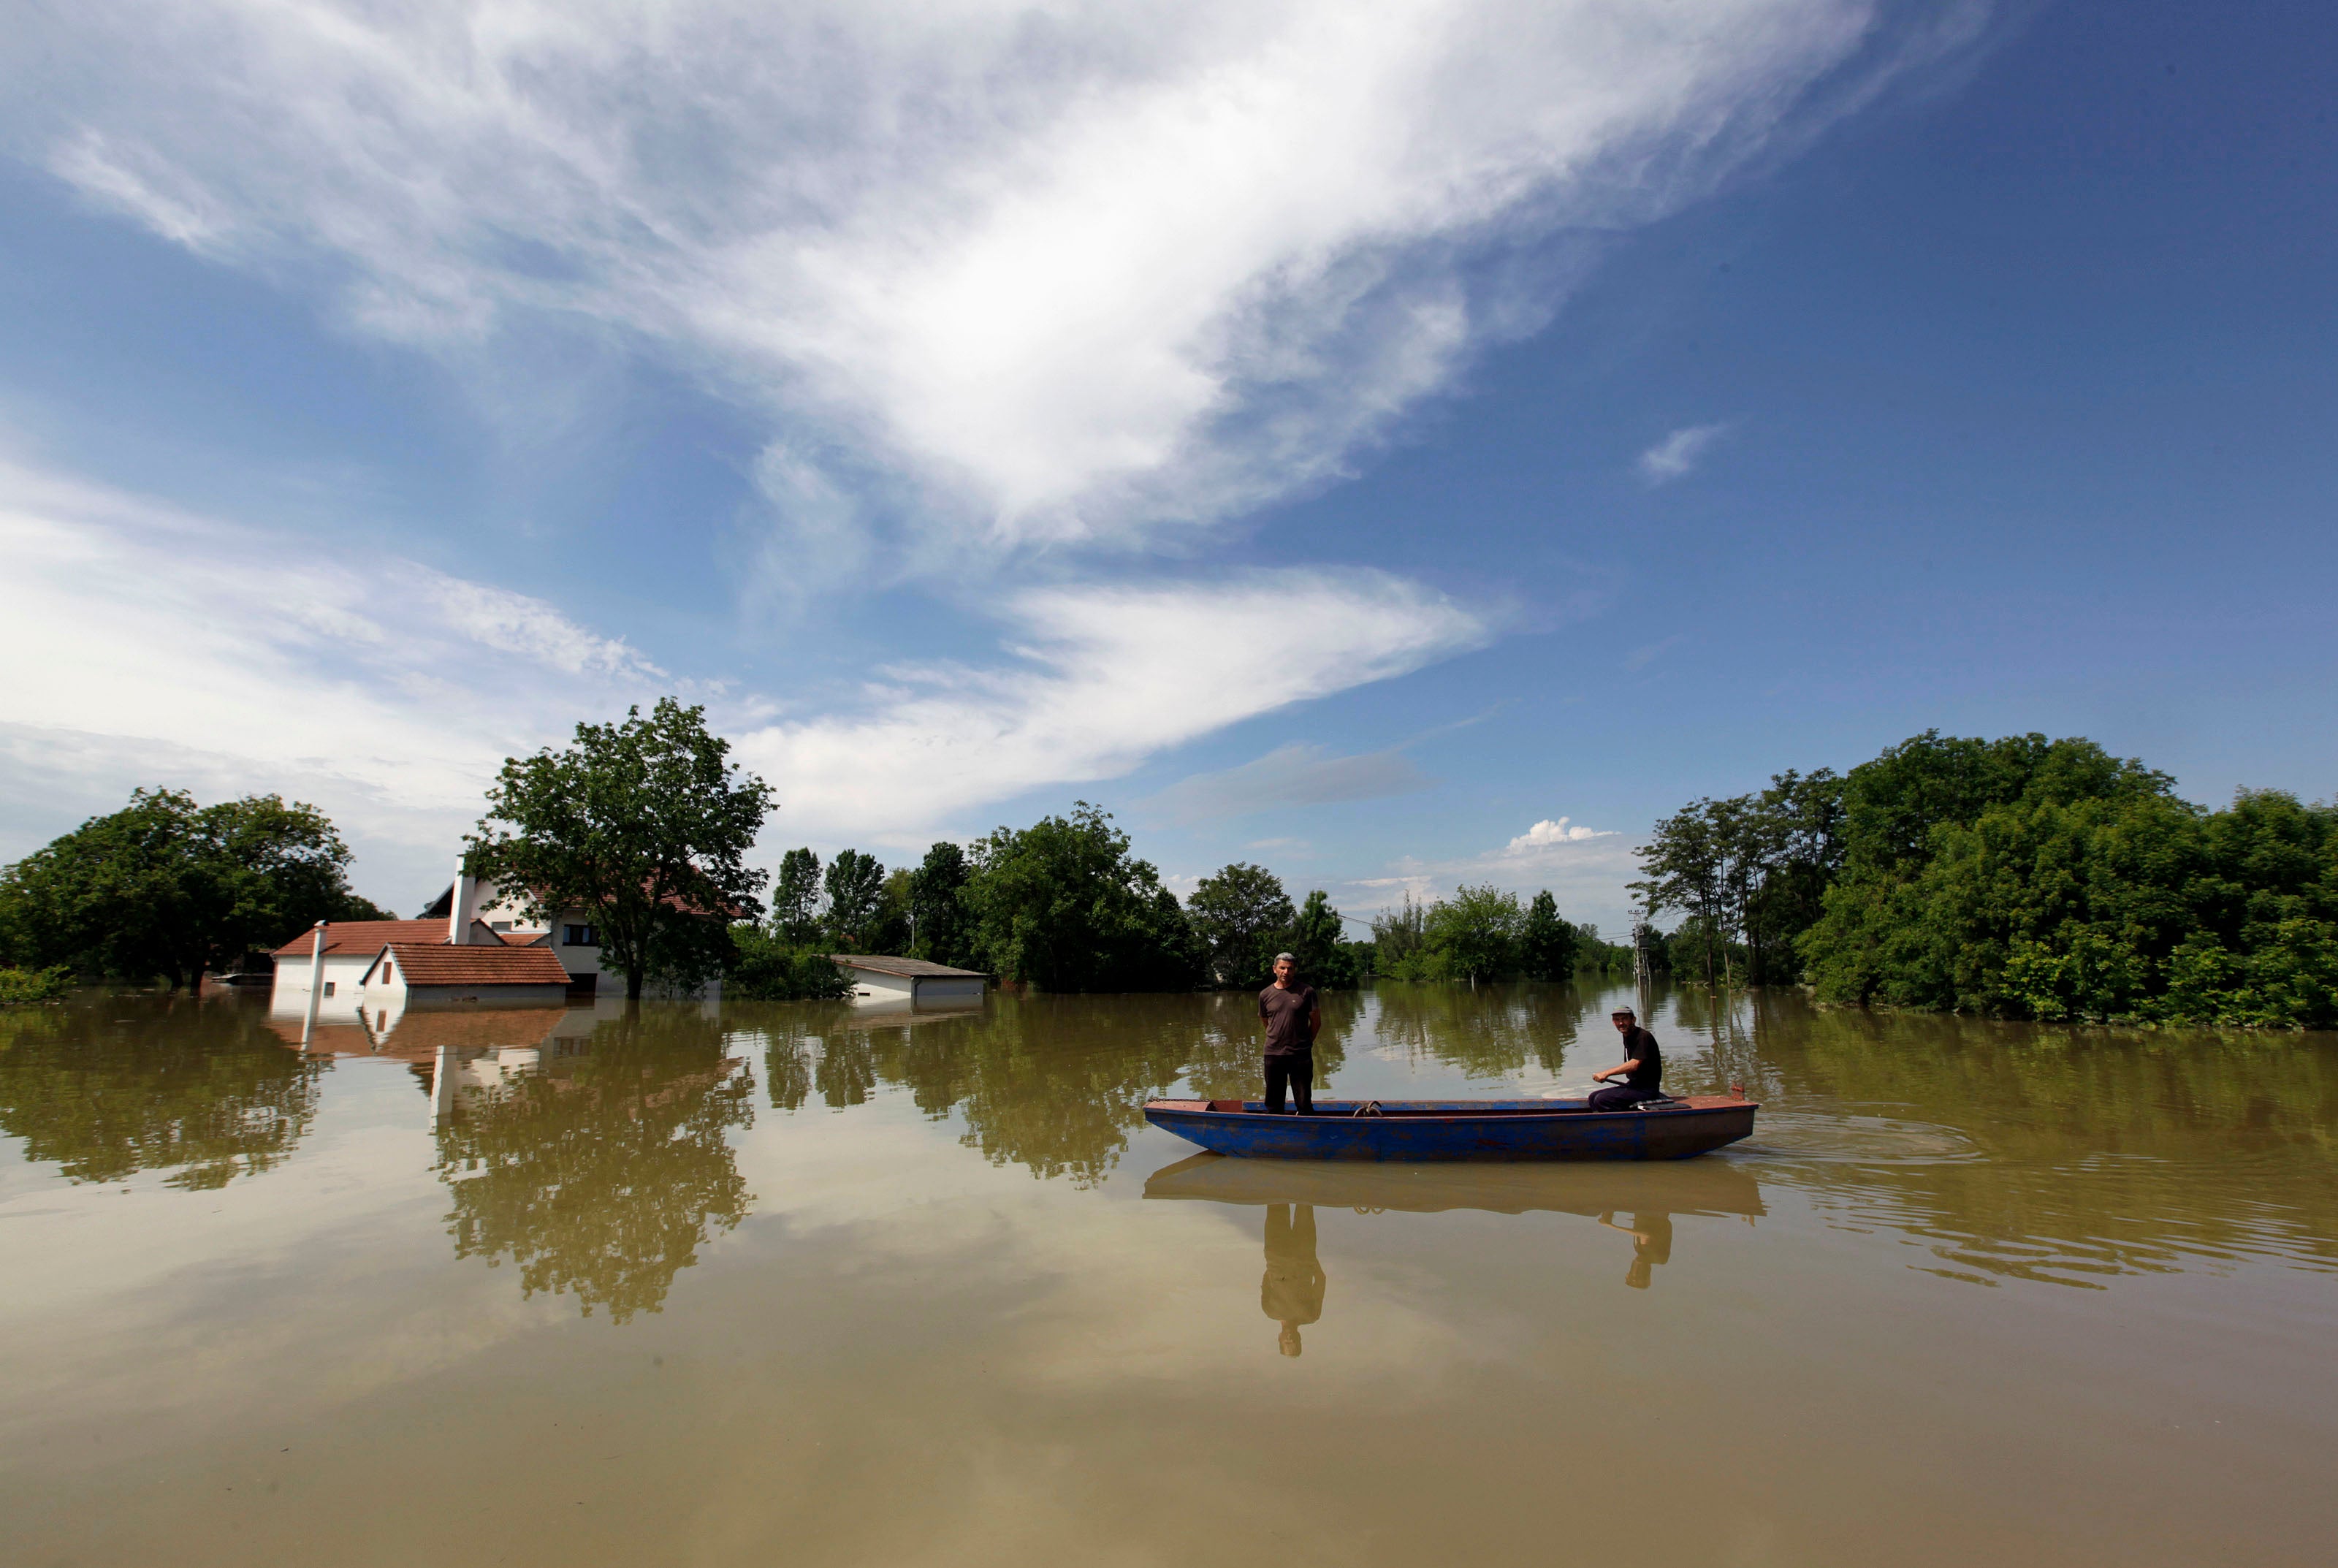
<box><xmin>2</xmin><ymin>983</ymin><xmax>2333</xmax><ymax>1567</ymax></box>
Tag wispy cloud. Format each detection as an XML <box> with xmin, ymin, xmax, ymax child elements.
<box><xmin>10</xmin><ymin>2</ymin><xmax>1976</xmax><ymax>571</ymax></box>
<box><xmin>1637</xmin><ymin>422</ymin><xmax>1732</xmax><ymax>484</ymax></box>
<box><xmin>1624</xmin><ymin>633</ymin><xmax>1686</xmax><ymax>671</ymax></box>
<box><xmin>735</xmin><ymin>575</ymin><xmax>1485</xmax><ymax>840</ymax></box>
<box><xmin>0</xmin><ymin>448</ymin><xmax>1491</xmax><ymax>883</ymax></box>
<box><xmin>1144</xmin><ymin>742</ymin><xmax>1432</xmax><ymax>826</ymax></box>
<box><xmin>0</xmin><ymin>451</ymin><xmax>666</xmax><ymax>899</ymax></box>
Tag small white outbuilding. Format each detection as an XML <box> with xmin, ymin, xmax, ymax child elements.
<box><xmin>829</xmin><ymin>955</ymin><xmax>989</xmax><ymax>1008</ymax></box>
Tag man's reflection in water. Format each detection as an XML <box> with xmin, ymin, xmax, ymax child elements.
<box><xmin>1598</xmin><ymin>1210</ymin><xmax>1675</xmax><ymax>1290</ymax></box>
<box><xmin>1261</xmin><ymin>1203</ymin><xmax>1327</xmax><ymax>1356</ymax></box>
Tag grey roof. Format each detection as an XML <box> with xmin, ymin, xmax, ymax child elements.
<box><xmin>829</xmin><ymin>954</ymin><xmax>989</xmax><ymax>980</ymax></box>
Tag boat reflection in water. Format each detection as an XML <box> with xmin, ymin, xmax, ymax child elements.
<box><xmin>1147</xmin><ymin>1152</ymin><xmax>1764</xmax><ymax>1317</ymax></box>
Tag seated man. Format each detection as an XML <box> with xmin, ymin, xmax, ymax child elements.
<box><xmin>1589</xmin><ymin>1006</ymin><xmax>1664</xmax><ymax>1110</ymax></box>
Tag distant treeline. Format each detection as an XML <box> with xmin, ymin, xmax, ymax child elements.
<box><xmin>733</xmin><ymin>803</ymin><xmax>1374</xmax><ymax>998</ymax></box>
<box><xmin>735</xmin><ymin>804</ymin><xmax>1629</xmax><ymax>1000</ymax></box>
<box><xmin>1365</xmin><ymin>887</ymin><xmax>1637</xmax><ymax>984</ymax></box>
<box><xmin>1634</xmin><ymin>731</ymin><xmax>2338</xmax><ymax>1028</ymax></box>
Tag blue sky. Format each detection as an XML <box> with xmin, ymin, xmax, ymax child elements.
<box><xmin>1</xmin><ymin>0</ymin><xmax>2331</xmax><ymax>935</ymax></box>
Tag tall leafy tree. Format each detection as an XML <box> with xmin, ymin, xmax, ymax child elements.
<box><xmin>0</xmin><ymin>788</ymin><xmax>385</xmax><ymax>989</ymax></box>
<box><xmin>1369</xmin><ymin>893</ymin><xmax>1430</xmax><ymax>976</ymax></box>
<box><xmin>1633</xmin><ymin>797</ymin><xmax>1742</xmax><ymax>988</ymax></box>
<box><xmin>908</xmin><ymin>841</ymin><xmax>972</xmax><ymax>964</ymax></box>
<box><xmin>962</xmin><ymin>804</ymin><xmax>1201</xmax><ymax>991</ymax></box>
<box><xmin>770</xmin><ymin>848</ymin><xmax>824</xmax><ymax>944</ymax></box>
<box><xmin>823</xmin><ymin>850</ymin><xmax>888</xmax><ymax>950</ymax></box>
<box><xmin>1425</xmin><ymin>884</ymin><xmax>1526</xmax><ymax>983</ymax></box>
<box><xmin>466</xmin><ymin>699</ymin><xmax>775</xmax><ymax>1000</ymax></box>
<box><xmin>1287</xmin><ymin>889</ymin><xmax>1357</xmax><ymax>988</ymax></box>
<box><xmin>1186</xmin><ymin>862</ymin><xmax>1296</xmax><ymax>988</ymax></box>
<box><xmin>1520</xmin><ymin>890</ymin><xmax>1578</xmax><ymax>979</ymax></box>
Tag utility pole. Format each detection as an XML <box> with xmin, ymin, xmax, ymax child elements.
<box><xmin>1631</xmin><ymin>904</ymin><xmax>1652</xmax><ymax>992</ymax></box>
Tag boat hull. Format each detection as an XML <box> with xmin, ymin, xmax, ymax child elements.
<box><xmin>1141</xmin><ymin>1097</ymin><xmax>1757</xmax><ymax>1162</ymax></box>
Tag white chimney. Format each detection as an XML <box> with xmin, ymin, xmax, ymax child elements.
<box><xmin>448</xmin><ymin>864</ymin><xmax>470</xmax><ymax>945</ymax></box>
<box><xmin>300</xmin><ymin>920</ymin><xmax>328</xmax><ymax>1045</ymax></box>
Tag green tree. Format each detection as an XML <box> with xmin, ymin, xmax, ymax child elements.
<box><xmin>726</xmin><ymin>924</ymin><xmax>852</xmax><ymax>1000</ymax></box>
<box><xmin>1520</xmin><ymin>890</ymin><xmax>1579</xmax><ymax>979</ymax></box>
<box><xmin>962</xmin><ymin>804</ymin><xmax>1202</xmax><ymax>992</ymax></box>
<box><xmin>0</xmin><ymin>788</ymin><xmax>385</xmax><ymax>989</ymax></box>
<box><xmin>1425</xmin><ymin>883</ymin><xmax>1526</xmax><ymax>983</ymax></box>
<box><xmin>770</xmin><ymin>848</ymin><xmax>823</xmax><ymax>944</ymax></box>
<box><xmin>908</xmin><ymin>841</ymin><xmax>972</xmax><ymax>964</ymax></box>
<box><xmin>465</xmin><ymin>699</ymin><xmax>775</xmax><ymax>1000</ymax></box>
<box><xmin>1633</xmin><ymin>796</ymin><xmax>1740</xmax><ymax>988</ymax></box>
<box><xmin>1800</xmin><ymin>732</ymin><xmax>2179</xmax><ymax>1009</ymax></box>
<box><xmin>1287</xmin><ymin>889</ymin><xmax>1359</xmax><ymax>988</ymax></box>
<box><xmin>872</xmin><ymin>866</ymin><xmax>915</xmax><ymax>954</ymax></box>
<box><xmin>1187</xmin><ymin>862</ymin><xmax>1297</xmax><ymax>989</ymax></box>
<box><xmin>823</xmin><ymin>849</ymin><xmax>888</xmax><ymax>950</ymax></box>
<box><xmin>1369</xmin><ymin>893</ymin><xmax>1431</xmax><ymax>977</ymax></box>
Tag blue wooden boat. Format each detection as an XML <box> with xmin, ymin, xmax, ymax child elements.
<box><xmin>1141</xmin><ymin>1094</ymin><xmax>1757</xmax><ymax>1162</ymax></box>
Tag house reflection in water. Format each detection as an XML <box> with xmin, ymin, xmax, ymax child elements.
<box><xmin>273</xmin><ymin>999</ymin><xmax>752</xmax><ymax>1321</ymax></box>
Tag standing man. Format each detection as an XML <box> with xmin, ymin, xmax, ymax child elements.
<box><xmin>1589</xmin><ymin>1006</ymin><xmax>1664</xmax><ymax>1110</ymax></box>
<box><xmin>1259</xmin><ymin>951</ymin><xmax>1322</xmax><ymax>1114</ymax></box>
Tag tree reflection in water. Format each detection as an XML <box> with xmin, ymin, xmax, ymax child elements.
<box><xmin>432</xmin><ymin>1005</ymin><xmax>755</xmax><ymax>1322</ymax></box>
<box><xmin>1753</xmin><ymin>1004</ymin><xmax>2338</xmax><ymax>1287</ymax></box>
<box><xmin>0</xmin><ymin>993</ymin><xmax>325</xmax><ymax>1190</ymax></box>
<box><xmin>1369</xmin><ymin>982</ymin><xmax>1580</xmax><ymax>1081</ymax></box>
<box><xmin>731</xmin><ymin>992</ymin><xmax>1355</xmax><ymax>1187</ymax></box>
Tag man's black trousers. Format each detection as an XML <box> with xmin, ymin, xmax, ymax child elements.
<box><xmin>1588</xmin><ymin>1084</ymin><xmax>1659</xmax><ymax>1112</ymax></box>
<box><xmin>1265</xmin><ymin>1053</ymin><xmax>1314</xmax><ymax>1114</ymax></box>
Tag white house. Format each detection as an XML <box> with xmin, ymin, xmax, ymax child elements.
<box><xmin>357</xmin><ymin>940</ymin><xmax>571</xmax><ymax>1012</ymax></box>
<box><xmin>269</xmin><ymin>914</ymin><xmax>517</xmax><ymax>1021</ymax></box>
<box><xmin>456</xmin><ymin>869</ymin><xmax>725</xmax><ymax>1002</ymax></box>
<box><xmin>831</xmin><ymin>955</ymin><xmax>988</xmax><ymax>1009</ymax></box>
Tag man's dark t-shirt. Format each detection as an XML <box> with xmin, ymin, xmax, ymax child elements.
<box><xmin>1619</xmin><ymin>1025</ymin><xmax>1664</xmax><ymax>1094</ymax></box>
<box><xmin>1260</xmin><ymin>982</ymin><xmax>1319</xmax><ymax>1056</ymax></box>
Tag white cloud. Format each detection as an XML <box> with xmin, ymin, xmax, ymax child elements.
<box><xmin>0</xmin><ymin>451</ymin><xmax>673</xmax><ymax>899</ymax></box>
<box><xmin>1637</xmin><ymin>422</ymin><xmax>1732</xmax><ymax>484</ymax></box>
<box><xmin>0</xmin><ymin>447</ymin><xmax>1485</xmax><ymax>887</ymax></box>
<box><xmin>734</xmin><ymin>573</ymin><xmax>1488</xmax><ymax>839</ymax></box>
<box><xmin>1505</xmin><ymin>816</ymin><xmax>1610</xmax><ymax>850</ymax></box>
<box><xmin>1322</xmin><ymin>816</ymin><xmax>1642</xmax><ymax>940</ymax></box>
<box><xmin>9</xmin><ymin>1</ymin><xmax>1979</xmax><ymax>567</ymax></box>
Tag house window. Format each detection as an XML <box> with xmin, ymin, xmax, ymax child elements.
<box><xmin>323</xmin><ymin>981</ymin><xmax>335</xmax><ymax>997</ymax></box>
<box><xmin>491</xmin><ymin>920</ymin><xmax>511</xmax><ymax>932</ymax></box>
<box><xmin>382</xmin><ymin>962</ymin><xmax>394</xmax><ymax>984</ymax></box>
<box><xmin>563</xmin><ymin>924</ymin><xmax>599</xmax><ymax>947</ymax></box>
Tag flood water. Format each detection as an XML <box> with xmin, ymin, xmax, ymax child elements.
<box><xmin>3</xmin><ymin>982</ymin><xmax>2334</xmax><ymax>1567</ymax></box>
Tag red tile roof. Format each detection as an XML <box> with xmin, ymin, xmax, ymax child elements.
<box><xmin>271</xmin><ymin>919</ymin><xmax>452</xmax><ymax>959</ymax></box>
<box><xmin>373</xmin><ymin>943</ymin><xmax>570</xmax><ymax>987</ymax></box>
<box><xmin>497</xmin><ymin>930</ymin><xmax>549</xmax><ymax>946</ymax></box>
